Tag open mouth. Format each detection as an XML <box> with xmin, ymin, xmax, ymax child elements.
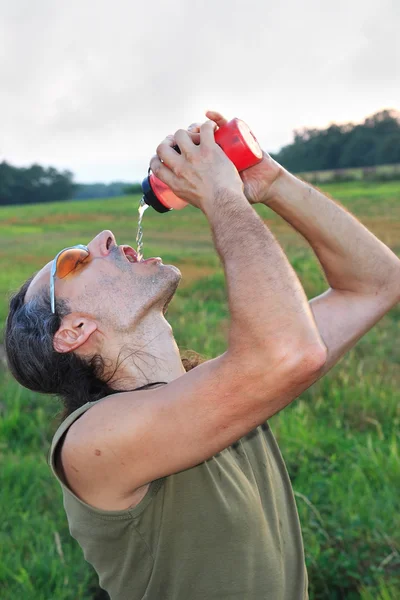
<box><xmin>120</xmin><ymin>245</ymin><xmax>139</xmax><ymax>263</ymax></box>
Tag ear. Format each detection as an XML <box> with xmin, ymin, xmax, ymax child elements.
<box><xmin>53</xmin><ymin>314</ymin><xmax>98</xmax><ymax>353</ymax></box>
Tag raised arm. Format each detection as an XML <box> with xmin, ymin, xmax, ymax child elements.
<box><xmin>201</xmin><ymin>107</ymin><xmax>400</xmax><ymax>375</ymax></box>
<box><xmin>262</xmin><ymin>171</ymin><xmax>400</xmax><ymax>374</ymax></box>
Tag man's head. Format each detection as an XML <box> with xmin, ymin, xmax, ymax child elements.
<box><xmin>25</xmin><ymin>230</ymin><xmax>181</xmax><ymax>354</ymax></box>
<box><xmin>5</xmin><ymin>229</ymin><xmax>182</xmax><ymax>416</ymax></box>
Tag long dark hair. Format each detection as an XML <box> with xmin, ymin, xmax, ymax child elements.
<box><xmin>5</xmin><ymin>276</ymin><xmax>206</xmax><ymax>423</ymax></box>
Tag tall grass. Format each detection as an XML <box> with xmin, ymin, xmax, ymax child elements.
<box><xmin>0</xmin><ymin>181</ymin><xmax>399</xmax><ymax>598</ymax></box>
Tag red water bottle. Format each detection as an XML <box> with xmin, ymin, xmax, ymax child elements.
<box><xmin>141</xmin><ymin>118</ymin><xmax>263</xmax><ymax>213</ymax></box>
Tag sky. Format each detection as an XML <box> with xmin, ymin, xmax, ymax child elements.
<box><xmin>0</xmin><ymin>0</ymin><xmax>399</xmax><ymax>183</ymax></box>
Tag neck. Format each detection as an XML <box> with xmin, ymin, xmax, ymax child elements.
<box><xmin>102</xmin><ymin>313</ymin><xmax>186</xmax><ymax>390</ymax></box>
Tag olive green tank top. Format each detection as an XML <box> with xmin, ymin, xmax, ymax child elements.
<box><xmin>49</xmin><ymin>392</ymin><xmax>308</xmax><ymax>600</ymax></box>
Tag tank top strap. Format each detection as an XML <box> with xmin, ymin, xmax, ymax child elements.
<box><xmin>132</xmin><ymin>381</ymin><xmax>168</xmax><ymax>391</ymax></box>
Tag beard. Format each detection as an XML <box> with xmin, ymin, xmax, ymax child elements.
<box><xmin>93</xmin><ymin>246</ymin><xmax>182</xmax><ymax>320</ymax></box>
<box><xmin>162</xmin><ymin>279</ymin><xmax>178</xmax><ymax>315</ymax></box>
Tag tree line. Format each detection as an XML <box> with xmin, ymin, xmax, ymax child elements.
<box><xmin>271</xmin><ymin>109</ymin><xmax>400</xmax><ymax>173</ymax></box>
<box><xmin>0</xmin><ymin>162</ymin><xmax>76</xmax><ymax>206</ymax></box>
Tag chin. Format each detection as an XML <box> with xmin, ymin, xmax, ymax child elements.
<box><xmin>165</xmin><ymin>264</ymin><xmax>182</xmax><ymax>287</ymax></box>
<box><xmin>162</xmin><ymin>276</ymin><xmax>180</xmax><ymax>315</ymax></box>
<box><xmin>166</xmin><ymin>263</ymin><xmax>182</xmax><ymax>277</ymax></box>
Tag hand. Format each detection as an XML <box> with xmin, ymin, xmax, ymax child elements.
<box><xmin>150</xmin><ymin>121</ymin><xmax>244</xmax><ymax>212</ymax></box>
<box><xmin>187</xmin><ymin>111</ymin><xmax>283</xmax><ymax>205</ymax></box>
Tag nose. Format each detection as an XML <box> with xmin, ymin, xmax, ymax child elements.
<box><xmin>88</xmin><ymin>230</ymin><xmax>117</xmax><ymax>257</ymax></box>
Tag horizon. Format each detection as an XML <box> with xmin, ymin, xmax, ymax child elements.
<box><xmin>3</xmin><ymin>107</ymin><xmax>398</xmax><ymax>185</ymax></box>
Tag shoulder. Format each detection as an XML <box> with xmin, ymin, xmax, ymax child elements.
<box><xmin>59</xmin><ymin>390</ymin><xmax>158</xmax><ymax>511</ymax></box>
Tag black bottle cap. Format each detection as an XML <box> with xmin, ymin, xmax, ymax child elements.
<box><xmin>141</xmin><ymin>173</ymin><xmax>171</xmax><ymax>213</ymax></box>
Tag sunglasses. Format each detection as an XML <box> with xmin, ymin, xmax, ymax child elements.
<box><xmin>50</xmin><ymin>244</ymin><xmax>90</xmax><ymax>314</ymax></box>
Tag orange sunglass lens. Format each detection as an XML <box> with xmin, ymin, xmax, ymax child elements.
<box><xmin>56</xmin><ymin>248</ymin><xmax>90</xmax><ymax>279</ymax></box>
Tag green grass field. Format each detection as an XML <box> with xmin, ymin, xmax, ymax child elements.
<box><xmin>0</xmin><ymin>180</ymin><xmax>399</xmax><ymax>599</ymax></box>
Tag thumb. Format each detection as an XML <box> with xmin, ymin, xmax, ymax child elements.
<box><xmin>205</xmin><ymin>110</ymin><xmax>228</xmax><ymax>128</ymax></box>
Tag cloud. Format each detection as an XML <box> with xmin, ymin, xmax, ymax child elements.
<box><xmin>343</xmin><ymin>0</ymin><xmax>400</xmax><ymax>87</ymax></box>
<box><xmin>0</xmin><ymin>0</ymin><xmax>398</xmax><ymax>181</ymax></box>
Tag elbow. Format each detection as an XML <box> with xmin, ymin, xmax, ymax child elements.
<box><xmin>286</xmin><ymin>342</ymin><xmax>328</xmax><ymax>381</ymax></box>
<box><xmin>304</xmin><ymin>342</ymin><xmax>327</xmax><ymax>371</ymax></box>
<box><xmin>236</xmin><ymin>338</ymin><xmax>328</xmax><ymax>387</ymax></box>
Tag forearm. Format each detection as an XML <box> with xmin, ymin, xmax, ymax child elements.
<box><xmin>203</xmin><ymin>189</ymin><xmax>326</xmax><ymax>358</ymax></box>
<box><xmin>265</xmin><ymin>170</ymin><xmax>400</xmax><ymax>299</ymax></box>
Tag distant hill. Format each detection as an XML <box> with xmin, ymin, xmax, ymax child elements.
<box><xmin>73</xmin><ymin>181</ymin><xmax>141</xmax><ymax>199</ymax></box>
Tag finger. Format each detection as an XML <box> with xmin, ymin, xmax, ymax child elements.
<box><xmin>149</xmin><ymin>155</ymin><xmax>178</xmax><ymax>188</ymax></box>
<box><xmin>157</xmin><ymin>133</ymin><xmax>176</xmax><ymax>147</ymax></box>
<box><xmin>187</xmin><ymin>122</ymin><xmax>201</xmax><ymax>133</ymax></box>
<box><xmin>187</xmin><ymin>122</ymin><xmax>202</xmax><ymax>146</ymax></box>
<box><xmin>174</xmin><ymin>129</ymin><xmax>196</xmax><ymax>155</ymax></box>
<box><xmin>205</xmin><ymin>110</ymin><xmax>228</xmax><ymax>128</ymax></box>
<box><xmin>188</xmin><ymin>131</ymin><xmax>201</xmax><ymax>145</ymax></box>
<box><xmin>156</xmin><ymin>137</ymin><xmax>183</xmax><ymax>171</ymax></box>
<box><xmin>199</xmin><ymin>120</ymin><xmax>218</xmax><ymax>146</ymax></box>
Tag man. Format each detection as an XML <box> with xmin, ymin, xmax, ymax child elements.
<box><xmin>5</xmin><ymin>111</ymin><xmax>399</xmax><ymax>600</ymax></box>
